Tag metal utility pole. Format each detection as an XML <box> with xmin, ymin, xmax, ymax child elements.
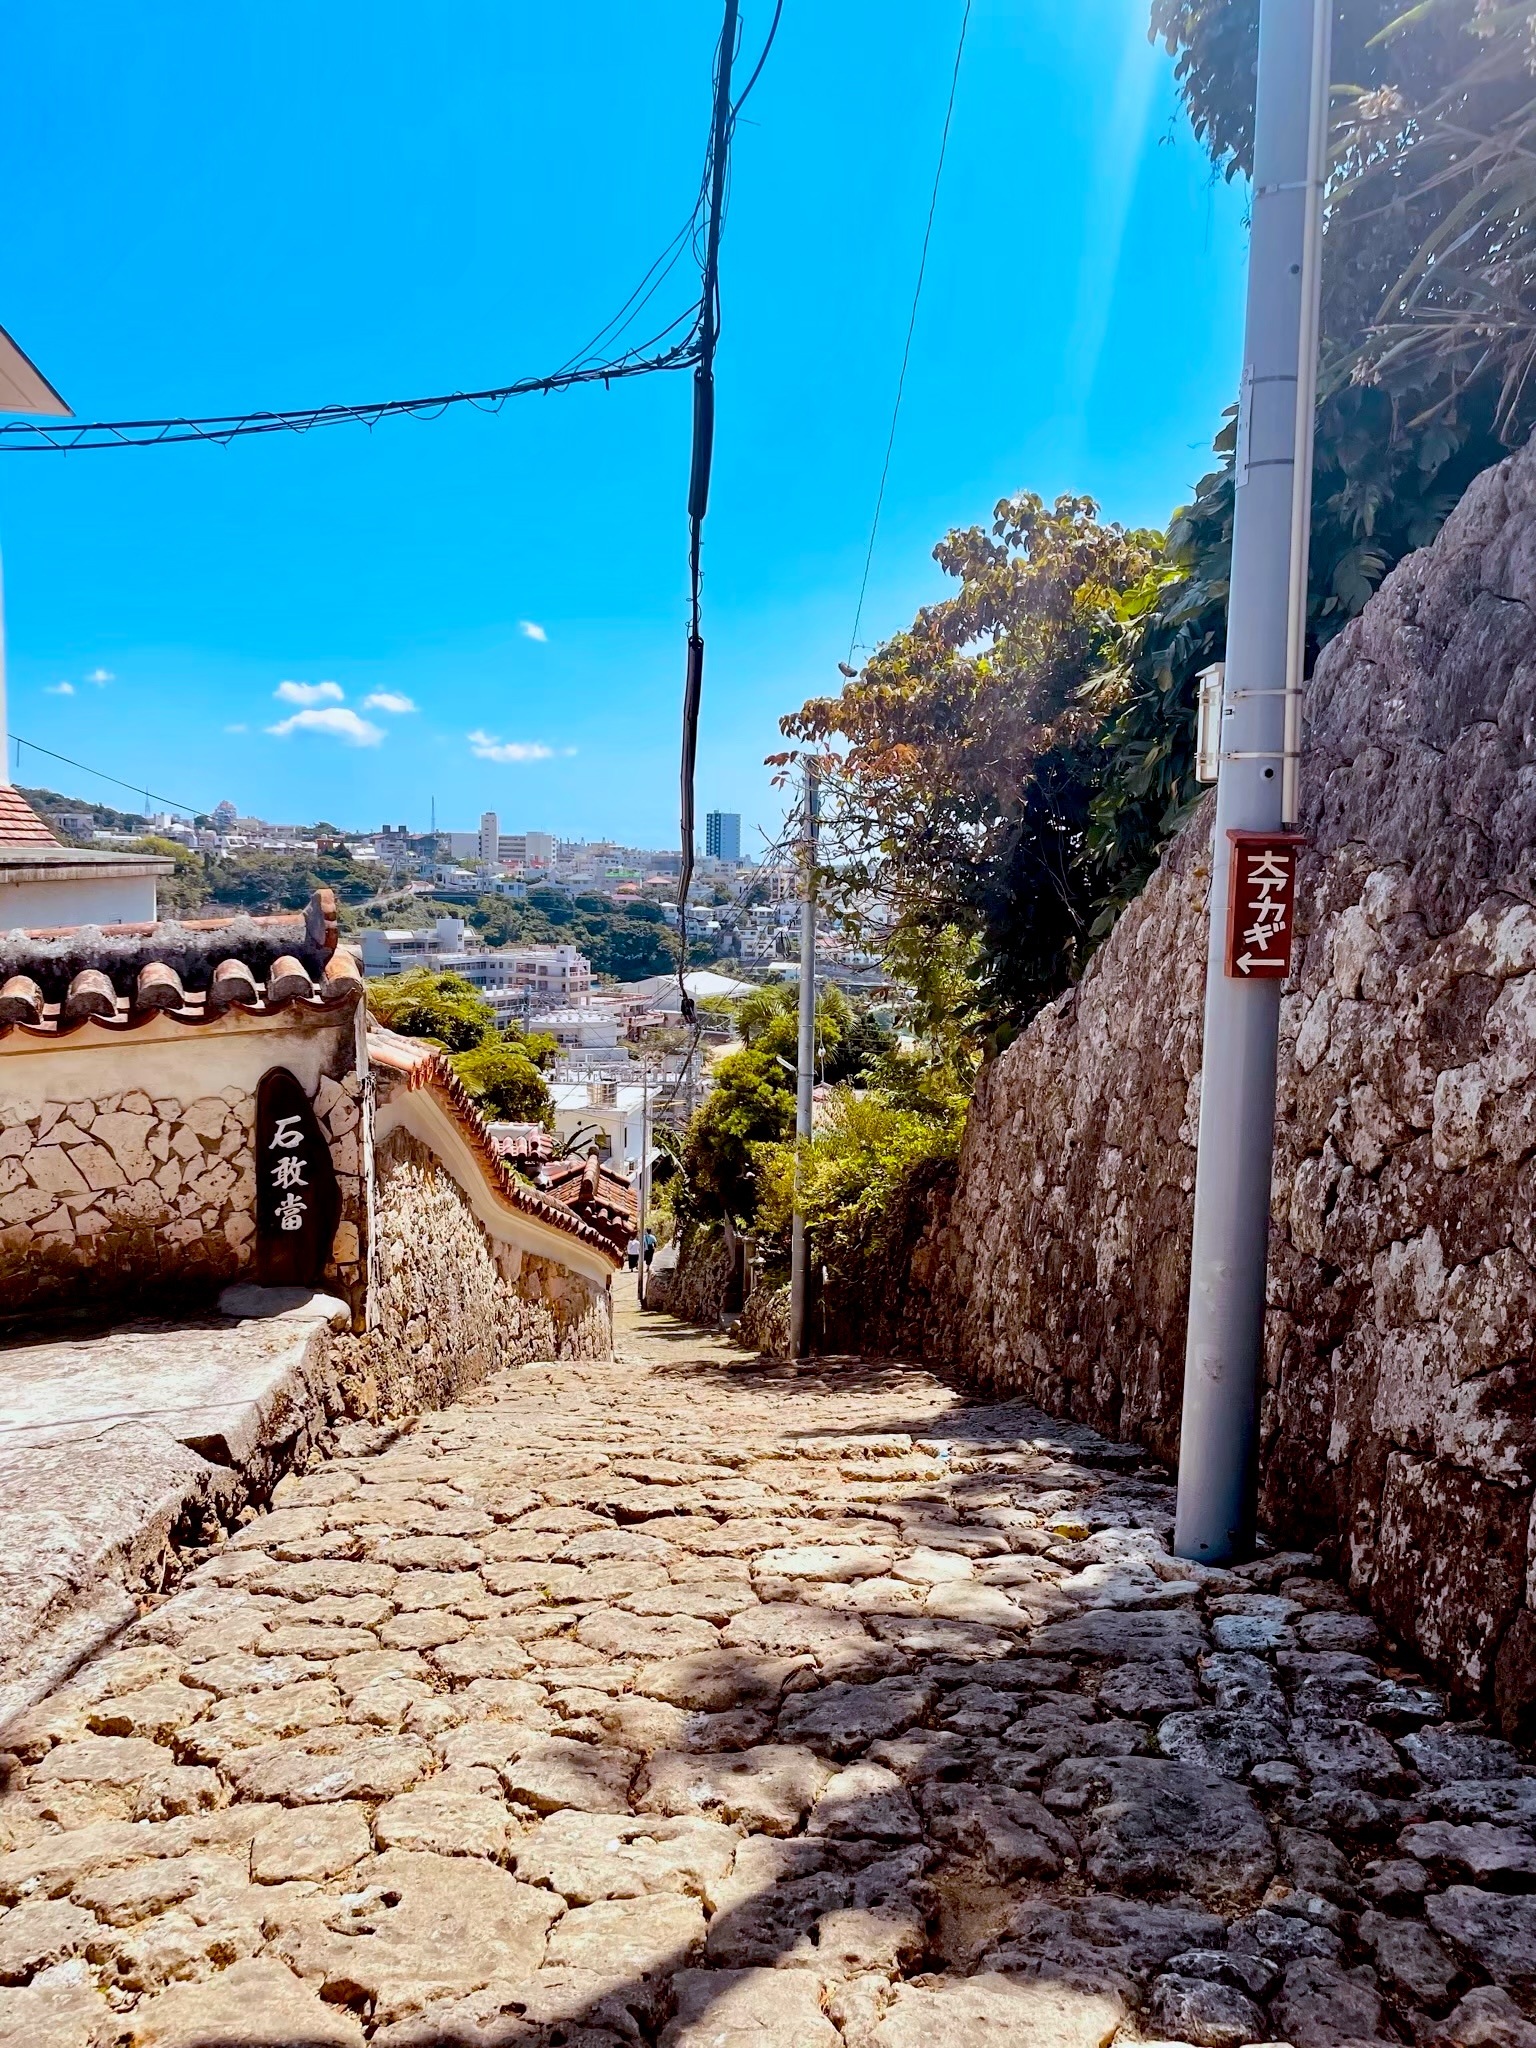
<box><xmin>636</xmin><ymin>1050</ymin><xmax>651</xmax><ymax>1310</ymax></box>
<box><xmin>789</xmin><ymin>759</ymin><xmax>819</xmax><ymax>1358</ymax></box>
<box><xmin>1175</xmin><ymin>0</ymin><xmax>1332</xmax><ymax>1563</ymax></box>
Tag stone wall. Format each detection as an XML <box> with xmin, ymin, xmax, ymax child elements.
<box><xmin>661</xmin><ymin>1223</ymin><xmax>738</xmax><ymax>1327</ymax></box>
<box><xmin>929</xmin><ymin>436</ymin><xmax>1536</xmax><ymax>1721</ymax></box>
<box><xmin>0</xmin><ymin>1059</ymin><xmax>369</xmax><ymax>1331</ymax></box>
<box><xmin>328</xmin><ymin>1128</ymin><xmax>609</xmax><ymax>1417</ymax></box>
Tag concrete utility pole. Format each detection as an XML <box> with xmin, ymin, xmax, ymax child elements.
<box><xmin>636</xmin><ymin>1050</ymin><xmax>651</xmax><ymax>1310</ymax></box>
<box><xmin>1175</xmin><ymin>0</ymin><xmax>1332</xmax><ymax>1564</ymax></box>
<box><xmin>789</xmin><ymin>759</ymin><xmax>819</xmax><ymax>1358</ymax></box>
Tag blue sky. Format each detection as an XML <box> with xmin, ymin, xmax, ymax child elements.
<box><xmin>0</xmin><ymin>0</ymin><xmax>1246</xmax><ymax>847</ymax></box>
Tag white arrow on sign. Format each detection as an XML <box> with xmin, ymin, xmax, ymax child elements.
<box><xmin>1234</xmin><ymin>953</ymin><xmax>1274</xmax><ymax>976</ymax></box>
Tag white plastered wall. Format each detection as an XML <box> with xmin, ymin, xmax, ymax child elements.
<box><xmin>0</xmin><ymin>1007</ymin><xmax>356</xmax><ymax>1118</ymax></box>
<box><xmin>375</xmin><ymin>1084</ymin><xmax>617</xmax><ymax>1292</ymax></box>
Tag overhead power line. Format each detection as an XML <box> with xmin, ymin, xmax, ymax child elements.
<box><xmin>674</xmin><ymin>0</ymin><xmax>744</xmax><ymax>1020</ymax></box>
<box><xmin>9</xmin><ymin>732</ymin><xmax>205</xmax><ymax>817</ymax></box>
<box><xmin>0</xmin><ymin>6</ymin><xmax>773</xmax><ymax>458</ymax></box>
<box><xmin>846</xmin><ymin>0</ymin><xmax>971</xmax><ymax>667</ymax></box>
<box><xmin>0</xmin><ymin>335</ymin><xmax>700</xmax><ymax>455</ymax></box>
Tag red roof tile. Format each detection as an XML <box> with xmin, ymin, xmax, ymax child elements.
<box><xmin>367</xmin><ymin>1026</ymin><xmax>623</xmax><ymax>1266</ymax></box>
<box><xmin>0</xmin><ymin>786</ymin><xmax>60</xmax><ymax>847</ymax></box>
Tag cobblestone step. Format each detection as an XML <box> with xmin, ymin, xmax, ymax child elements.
<box><xmin>0</xmin><ymin>1305</ymin><xmax>1531</xmax><ymax>2046</ymax></box>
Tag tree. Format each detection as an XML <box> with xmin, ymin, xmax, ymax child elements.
<box><xmin>675</xmin><ymin>997</ymin><xmax>846</xmax><ymax>1223</ymax></box>
<box><xmin>679</xmin><ymin>1040</ymin><xmax>797</xmax><ymax>1223</ymax></box>
<box><xmin>780</xmin><ymin>492</ymin><xmax>1161</xmax><ymax>1035</ymax></box>
<box><xmin>366</xmin><ymin>969</ymin><xmax>496</xmax><ymax>1053</ymax></box>
<box><xmin>451</xmin><ymin>1040</ymin><xmax>553</xmax><ymax>1126</ymax></box>
<box><xmin>1093</xmin><ymin>0</ymin><xmax>1536</xmax><ymax>914</ymax></box>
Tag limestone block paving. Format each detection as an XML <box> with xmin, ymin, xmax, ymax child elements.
<box><xmin>6</xmin><ymin>1311</ymin><xmax>1536</xmax><ymax>2046</ymax></box>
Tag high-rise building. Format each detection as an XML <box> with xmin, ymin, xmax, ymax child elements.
<box><xmin>478</xmin><ymin>811</ymin><xmax>500</xmax><ymax>866</ymax></box>
<box><xmin>705</xmin><ymin>811</ymin><xmax>741</xmax><ymax>862</ymax></box>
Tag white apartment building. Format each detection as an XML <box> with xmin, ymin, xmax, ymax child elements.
<box><xmin>499</xmin><ymin>830</ymin><xmax>555</xmax><ymax>868</ymax></box>
<box><xmin>548</xmin><ymin>1079</ymin><xmax>648</xmax><ymax>1172</ymax></box>
<box><xmin>357</xmin><ymin>921</ymin><xmax>592</xmax><ymax>1006</ymax></box>
<box><xmin>478</xmin><ymin>812</ymin><xmax>500</xmax><ymax>866</ymax></box>
<box><xmin>528</xmin><ymin>1005</ymin><xmax>619</xmax><ymax>1051</ymax></box>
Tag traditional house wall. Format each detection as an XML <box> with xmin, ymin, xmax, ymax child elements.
<box><xmin>327</xmin><ymin>1126</ymin><xmax>610</xmax><ymax>1418</ymax></box>
<box><xmin>0</xmin><ymin>923</ymin><xmax>618</xmax><ymax>1370</ymax></box>
<box><xmin>0</xmin><ymin>988</ymin><xmax>370</xmax><ymax>1329</ymax></box>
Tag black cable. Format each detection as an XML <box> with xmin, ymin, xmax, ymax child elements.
<box><xmin>8</xmin><ymin>733</ymin><xmax>205</xmax><ymax>817</ymax></box>
<box><xmin>732</xmin><ymin>0</ymin><xmax>784</xmax><ymax>117</ymax></box>
<box><xmin>675</xmin><ymin>0</ymin><xmax>743</xmax><ymax>1020</ymax></box>
<box><xmin>0</xmin><ymin>17</ymin><xmax>759</xmax><ymax>459</ymax></box>
<box><xmin>0</xmin><ymin>339</ymin><xmax>698</xmax><ymax>453</ymax></box>
<box><xmin>846</xmin><ymin>0</ymin><xmax>971</xmax><ymax>666</ymax></box>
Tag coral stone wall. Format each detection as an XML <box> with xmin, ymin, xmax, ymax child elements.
<box><xmin>0</xmin><ymin>1052</ymin><xmax>369</xmax><ymax>1328</ymax></box>
<box><xmin>329</xmin><ymin>1128</ymin><xmax>610</xmax><ymax>1417</ymax></box>
<box><xmin>0</xmin><ymin>1087</ymin><xmax>260</xmax><ymax>1316</ymax></box>
<box><xmin>0</xmin><ymin>1032</ymin><xmax>370</xmax><ymax>1318</ymax></box>
<box><xmin>931</xmin><ymin>438</ymin><xmax>1536</xmax><ymax>1720</ymax></box>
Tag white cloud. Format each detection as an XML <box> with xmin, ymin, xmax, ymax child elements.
<box><xmin>363</xmin><ymin>691</ymin><xmax>417</xmax><ymax>715</ymax></box>
<box><xmin>468</xmin><ymin>729</ymin><xmax>553</xmax><ymax>764</ymax></box>
<box><xmin>84</xmin><ymin>668</ymin><xmax>114</xmax><ymax>685</ymax></box>
<box><xmin>519</xmin><ymin>620</ymin><xmax>548</xmax><ymax>643</ymax></box>
<box><xmin>46</xmin><ymin>681</ymin><xmax>74</xmax><ymax>696</ymax></box>
<box><xmin>268</xmin><ymin>707</ymin><xmax>384</xmax><ymax>747</ymax></box>
<box><xmin>274</xmin><ymin>679</ymin><xmax>344</xmax><ymax>706</ymax></box>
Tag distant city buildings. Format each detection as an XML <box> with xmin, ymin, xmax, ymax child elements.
<box><xmin>705</xmin><ymin>810</ymin><xmax>741</xmax><ymax>862</ymax></box>
<box><xmin>357</xmin><ymin>918</ymin><xmax>593</xmax><ymax>1022</ymax></box>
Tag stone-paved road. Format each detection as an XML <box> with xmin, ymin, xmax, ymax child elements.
<box><xmin>2</xmin><ymin>1307</ymin><xmax>1534</xmax><ymax>2047</ymax></box>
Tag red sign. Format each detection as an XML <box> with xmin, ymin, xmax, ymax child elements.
<box><xmin>1224</xmin><ymin>831</ymin><xmax>1306</xmax><ymax>980</ymax></box>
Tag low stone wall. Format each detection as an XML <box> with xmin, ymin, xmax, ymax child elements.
<box><xmin>664</xmin><ymin>1223</ymin><xmax>738</xmax><ymax>1327</ymax></box>
<box><xmin>0</xmin><ymin>1063</ymin><xmax>370</xmax><ymax>1330</ymax></box>
<box><xmin>329</xmin><ymin>1129</ymin><xmax>609</xmax><ymax>1417</ymax></box>
<box><xmin>928</xmin><ymin>437</ymin><xmax>1536</xmax><ymax>1721</ymax></box>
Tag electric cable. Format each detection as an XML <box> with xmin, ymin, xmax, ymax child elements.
<box><xmin>8</xmin><ymin>732</ymin><xmax>206</xmax><ymax>819</ymax></box>
<box><xmin>0</xmin><ymin>12</ymin><xmax>759</xmax><ymax>456</ymax></box>
<box><xmin>845</xmin><ymin>0</ymin><xmax>971</xmax><ymax>667</ymax></box>
<box><xmin>732</xmin><ymin>0</ymin><xmax>784</xmax><ymax>117</ymax></box>
<box><xmin>0</xmin><ymin>340</ymin><xmax>699</xmax><ymax>454</ymax></box>
<box><xmin>674</xmin><ymin>0</ymin><xmax>743</xmax><ymax>1017</ymax></box>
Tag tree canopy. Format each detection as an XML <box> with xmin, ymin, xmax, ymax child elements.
<box><xmin>780</xmin><ymin>492</ymin><xmax>1161</xmax><ymax>1034</ymax></box>
<box><xmin>781</xmin><ymin>3</ymin><xmax>1536</xmax><ymax>1042</ymax></box>
<box><xmin>366</xmin><ymin>968</ymin><xmax>554</xmax><ymax>1127</ymax></box>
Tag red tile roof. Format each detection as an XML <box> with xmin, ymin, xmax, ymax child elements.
<box><xmin>540</xmin><ymin>1151</ymin><xmax>637</xmax><ymax>1256</ymax></box>
<box><xmin>0</xmin><ymin>949</ymin><xmax>365</xmax><ymax>1036</ymax></box>
<box><xmin>0</xmin><ymin>786</ymin><xmax>60</xmax><ymax>847</ymax></box>
<box><xmin>368</xmin><ymin>1026</ymin><xmax>622</xmax><ymax>1266</ymax></box>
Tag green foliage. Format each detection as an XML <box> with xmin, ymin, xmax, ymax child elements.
<box><xmin>754</xmin><ymin>1087</ymin><xmax>963</xmax><ymax>1274</ymax></box>
<box><xmin>1090</xmin><ymin>0</ymin><xmax>1522</xmax><ymax>917</ymax></box>
<box><xmin>368</xmin><ymin>967</ymin><xmax>555</xmax><ymax>1126</ymax></box>
<box><xmin>734</xmin><ymin>983</ymin><xmax>796</xmax><ymax>1046</ymax></box>
<box><xmin>366</xmin><ymin>969</ymin><xmax>497</xmax><ymax>1054</ymax></box>
<box><xmin>772</xmin><ymin>5</ymin><xmax>1536</xmax><ymax>1045</ymax></box>
<box><xmin>449</xmin><ymin>1039</ymin><xmax>553</xmax><ymax>1127</ymax></box>
<box><xmin>781</xmin><ymin>493</ymin><xmax>1162</xmax><ymax>1038</ymax></box>
<box><xmin>676</xmin><ymin>996</ymin><xmax>851</xmax><ymax>1224</ymax></box>
<box><xmin>679</xmin><ymin>1040</ymin><xmax>797</xmax><ymax>1224</ymax></box>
